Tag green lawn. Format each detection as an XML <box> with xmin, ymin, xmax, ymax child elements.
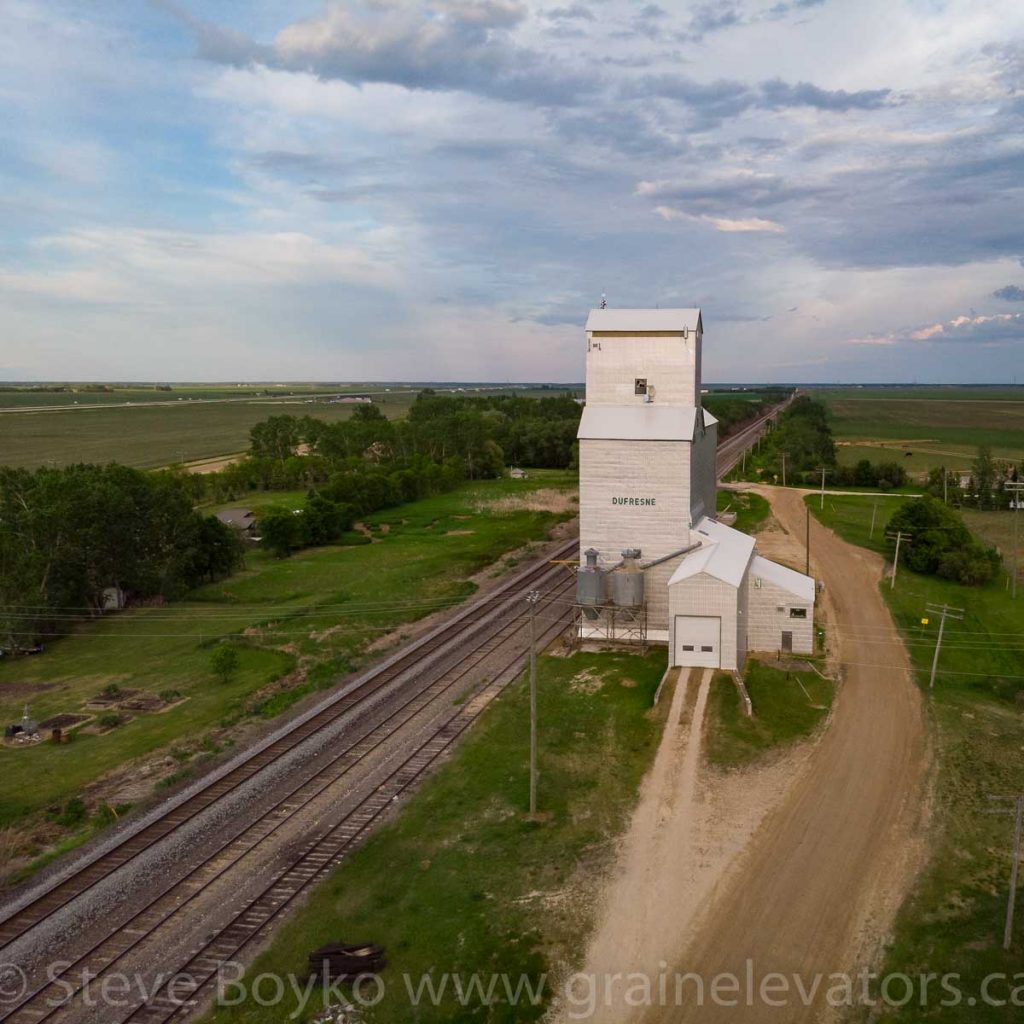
<box><xmin>202</xmin><ymin>648</ymin><xmax>667</xmax><ymax>1024</ymax></box>
<box><xmin>0</xmin><ymin>397</ymin><xmax>418</xmax><ymax>470</ymax></box>
<box><xmin>0</xmin><ymin>472</ymin><xmax>577</xmax><ymax>846</ymax></box>
<box><xmin>816</xmin><ymin>388</ymin><xmax>1024</xmax><ymax>478</ymax></box>
<box><xmin>717</xmin><ymin>489</ymin><xmax>771</xmax><ymax>534</ymax></box>
<box><xmin>704</xmin><ymin>660</ymin><xmax>832</xmax><ymax>768</ymax></box>
<box><xmin>808</xmin><ymin>494</ymin><xmax>1024</xmax><ymax>1020</ymax></box>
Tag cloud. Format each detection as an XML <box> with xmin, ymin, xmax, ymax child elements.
<box><xmin>760</xmin><ymin>78</ymin><xmax>891</xmax><ymax>112</ymax></box>
<box><xmin>653</xmin><ymin>205</ymin><xmax>784</xmax><ymax>232</ymax></box>
<box><xmin>546</xmin><ymin>4</ymin><xmax>595</xmax><ymax>20</ymax></box>
<box><xmin>848</xmin><ymin>312</ymin><xmax>1024</xmax><ymax>347</ymax></box>
<box><xmin>169</xmin><ymin>0</ymin><xmax>597</xmax><ymax>107</ymax></box>
<box><xmin>993</xmin><ymin>285</ymin><xmax>1024</xmax><ymax>301</ymax></box>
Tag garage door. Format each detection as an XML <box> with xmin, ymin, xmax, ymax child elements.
<box><xmin>674</xmin><ymin>615</ymin><xmax>721</xmax><ymax>668</ymax></box>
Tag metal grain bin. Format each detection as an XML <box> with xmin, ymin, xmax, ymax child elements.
<box><xmin>609</xmin><ymin>548</ymin><xmax>645</xmax><ymax>607</ymax></box>
<box><xmin>577</xmin><ymin>548</ymin><xmax>605</xmax><ymax>612</ymax></box>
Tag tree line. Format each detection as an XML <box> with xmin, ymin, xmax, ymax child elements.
<box><xmin>0</xmin><ymin>465</ymin><xmax>243</xmax><ymax>649</ymax></box>
<box><xmin>923</xmin><ymin>447</ymin><xmax>1022</xmax><ymax>510</ymax></box>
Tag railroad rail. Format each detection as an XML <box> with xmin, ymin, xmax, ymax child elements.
<box><xmin>0</xmin><ymin>411</ymin><xmax>774</xmax><ymax>1023</ymax></box>
<box><xmin>1</xmin><ymin>570</ymin><xmax>575</xmax><ymax>1024</ymax></box>
<box><xmin>0</xmin><ymin>535</ymin><xmax>578</xmax><ymax>953</ymax></box>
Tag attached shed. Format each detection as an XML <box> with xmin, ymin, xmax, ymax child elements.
<box><xmin>667</xmin><ymin>518</ymin><xmax>754</xmax><ymax>671</ymax></box>
<box><xmin>746</xmin><ymin>555</ymin><xmax>816</xmax><ymax>655</ymax></box>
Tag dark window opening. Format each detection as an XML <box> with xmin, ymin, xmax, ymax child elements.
<box><xmin>635</xmin><ymin>378</ymin><xmax>647</xmax><ymax>395</ymax></box>
<box><xmin>789</xmin><ymin>608</ymin><xmax>808</xmax><ymax>619</ymax></box>
<box><xmin>700</xmin><ymin>645</ymin><xmax>713</xmax><ymax>652</ymax></box>
<box><xmin>682</xmin><ymin>644</ymin><xmax>695</xmax><ymax>651</ymax></box>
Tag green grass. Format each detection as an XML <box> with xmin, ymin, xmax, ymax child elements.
<box><xmin>816</xmin><ymin>388</ymin><xmax>1024</xmax><ymax>477</ymax></box>
<box><xmin>0</xmin><ymin>397</ymin><xmax>420</xmax><ymax>470</ymax></box>
<box><xmin>0</xmin><ymin>385</ymin><xmax>581</xmax><ymax>469</ymax></box>
<box><xmin>807</xmin><ymin>494</ymin><xmax>1024</xmax><ymax>1021</ymax></box>
<box><xmin>0</xmin><ymin>472</ymin><xmax>577</xmax><ymax>838</ymax></box>
<box><xmin>202</xmin><ymin>648</ymin><xmax>667</xmax><ymax>1024</ymax></box>
<box><xmin>717</xmin><ymin>489</ymin><xmax>771</xmax><ymax>534</ymax></box>
<box><xmin>704</xmin><ymin>660</ymin><xmax>833</xmax><ymax>768</ymax></box>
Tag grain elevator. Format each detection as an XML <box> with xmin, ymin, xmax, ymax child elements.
<box><xmin>576</xmin><ymin>308</ymin><xmax>816</xmax><ymax>669</ymax></box>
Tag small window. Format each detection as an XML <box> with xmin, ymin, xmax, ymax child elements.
<box><xmin>634</xmin><ymin>378</ymin><xmax>647</xmax><ymax>395</ymax></box>
<box><xmin>682</xmin><ymin>644</ymin><xmax>695</xmax><ymax>651</ymax></box>
<box><xmin>789</xmin><ymin>608</ymin><xmax>808</xmax><ymax>619</ymax></box>
<box><xmin>701</xmin><ymin>645</ymin><xmax>713</xmax><ymax>652</ymax></box>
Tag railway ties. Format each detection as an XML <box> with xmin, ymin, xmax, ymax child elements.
<box><xmin>0</xmin><ymin>554</ymin><xmax>574</xmax><ymax>1024</ymax></box>
<box><xmin>0</xmin><ymin>537</ymin><xmax>578</xmax><ymax>958</ymax></box>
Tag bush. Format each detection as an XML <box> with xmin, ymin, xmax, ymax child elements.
<box><xmin>57</xmin><ymin>797</ymin><xmax>88</xmax><ymax>827</ymax></box>
<box><xmin>98</xmin><ymin>713</ymin><xmax>122</xmax><ymax>729</ymax></box>
<box><xmin>888</xmin><ymin>496</ymin><xmax>1000</xmax><ymax>585</ymax></box>
<box><xmin>210</xmin><ymin>644</ymin><xmax>241</xmax><ymax>684</ymax></box>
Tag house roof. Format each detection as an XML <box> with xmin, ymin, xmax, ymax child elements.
<box><xmin>577</xmin><ymin>405</ymin><xmax>717</xmax><ymax>442</ymax></box>
<box><xmin>216</xmin><ymin>508</ymin><xmax>254</xmax><ymax>527</ymax></box>
<box><xmin>585</xmin><ymin>308</ymin><xmax>702</xmax><ymax>333</ymax></box>
<box><xmin>668</xmin><ymin>516</ymin><xmax>755</xmax><ymax>589</ymax></box>
<box><xmin>749</xmin><ymin>554</ymin><xmax>816</xmax><ymax>602</ymax></box>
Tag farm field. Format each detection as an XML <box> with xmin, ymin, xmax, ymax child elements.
<box><xmin>808</xmin><ymin>494</ymin><xmax>1024</xmax><ymax>1020</ymax></box>
<box><xmin>0</xmin><ymin>471</ymin><xmax>577</xmax><ymax>868</ymax></box>
<box><xmin>0</xmin><ymin>385</ymin><xmax>581</xmax><ymax>469</ymax></box>
<box><xmin>817</xmin><ymin>386</ymin><xmax>1024</xmax><ymax>478</ymax></box>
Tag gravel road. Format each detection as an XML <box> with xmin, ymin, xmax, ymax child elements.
<box><xmin>661</xmin><ymin>486</ymin><xmax>929</xmax><ymax>1022</ymax></box>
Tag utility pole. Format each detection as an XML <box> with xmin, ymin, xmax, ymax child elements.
<box><xmin>869</xmin><ymin>499</ymin><xmax>879</xmax><ymax>540</ymax></box>
<box><xmin>986</xmin><ymin>795</ymin><xmax>1024</xmax><ymax>950</ymax></box>
<box><xmin>943</xmin><ymin>465</ymin><xmax>948</xmax><ymax>505</ymax></box>
<box><xmin>886</xmin><ymin>529</ymin><xmax>911</xmax><ymax>590</ymax></box>
<box><xmin>925</xmin><ymin>602</ymin><xmax>964</xmax><ymax>689</ymax></box>
<box><xmin>526</xmin><ymin>590</ymin><xmax>540</xmax><ymax>816</ymax></box>
<box><xmin>781</xmin><ymin>451</ymin><xmax>787</xmax><ymax>488</ymax></box>
<box><xmin>818</xmin><ymin>465</ymin><xmax>828</xmax><ymax>510</ymax></box>
<box><xmin>805</xmin><ymin>502</ymin><xmax>810</xmax><ymax>576</ymax></box>
<box><xmin>1007</xmin><ymin>482</ymin><xmax>1023</xmax><ymax>600</ymax></box>
<box><xmin>742</xmin><ymin>447</ymin><xmax>747</xmax><ymax>476</ymax></box>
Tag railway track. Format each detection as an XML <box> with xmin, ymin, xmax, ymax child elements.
<box><xmin>0</xmin><ymin>412</ymin><xmax>775</xmax><ymax>1023</ymax></box>
<box><xmin>0</xmin><ymin>569</ymin><xmax>575</xmax><ymax>1024</ymax></box>
<box><xmin>0</xmin><ymin>535</ymin><xmax>578</xmax><ymax>954</ymax></box>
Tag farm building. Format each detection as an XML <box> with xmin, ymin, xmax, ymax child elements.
<box><xmin>215</xmin><ymin>508</ymin><xmax>258</xmax><ymax>538</ymax></box>
<box><xmin>576</xmin><ymin>308</ymin><xmax>815</xmax><ymax>669</ymax></box>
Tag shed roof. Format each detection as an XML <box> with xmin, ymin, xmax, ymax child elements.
<box><xmin>749</xmin><ymin>554</ymin><xmax>816</xmax><ymax>602</ymax></box>
<box><xmin>585</xmin><ymin>308</ymin><xmax>702</xmax><ymax>333</ymax></box>
<box><xmin>668</xmin><ymin>516</ymin><xmax>755</xmax><ymax>589</ymax></box>
<box><xmin>578</xmin><ymin>405</ymin><xmax>704</xmax><ymax>441</ymax></box>
<box><xmin>216</xmin><ymin>508</ymin><xmax>254</xmax><ymax>527</ymax></box>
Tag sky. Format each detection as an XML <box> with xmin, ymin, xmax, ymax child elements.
<box><xmin>1</xmin><ymin>1</ymin><xmax>1023</xmax><ymax>383</ymax></box>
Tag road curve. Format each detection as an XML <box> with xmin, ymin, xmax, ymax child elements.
<box><xmin>664</xmin><ymin>485</ymin><xmax>928</xmax><ymax>1023</ymax></box>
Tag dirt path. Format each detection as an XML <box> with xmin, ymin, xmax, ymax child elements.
<box><xmin>661</xmin><ymin>486</ymin><xmax>929</xmax><ymax>1022</ymax></box>
<box><xmin>562</xmin><ymin>486</ymin><xmax>928</xmax><ymax>1022</ymax></box>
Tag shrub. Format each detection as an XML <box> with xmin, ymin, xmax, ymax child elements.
<box><xmin>210</xmin><ymin>644</ymin><xmax>241</xmax><ymax>684</ymax></box>
<box><xmin>57</xmin><ymin>797</ymin><xmax>88</xmax><ymax>827</ymax></box>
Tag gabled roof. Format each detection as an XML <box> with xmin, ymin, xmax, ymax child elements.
<box><xmin>668</xmin><ymin>516</ymin><xmax>755</xmax><ymax>589</ymax></box>
<box><xmin>750</xmin><ymin>555</ymin><xmax>816</xmax><ymax>602</ymax></box>
<box><xmin>585</xmin><ymin>308</ymin><xmax>702</xmax><ymax>333</ymax></box>
<box><xmin>216</xmin><ymin>508</ymin><xmax>254</xmax><ymax>527</ymax></box>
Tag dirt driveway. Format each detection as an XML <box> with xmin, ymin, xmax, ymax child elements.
<box><xmin>567</xmin><ymin>486</ymin><xmax>929</xmax><ymax>1023</ymax></box>
<box><xmin>662</xmin><ymin>486</ymin><xmax>929</xmax><ymax>1021</ymax></box>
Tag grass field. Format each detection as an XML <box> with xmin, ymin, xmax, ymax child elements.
<box><xmin>717</xmin><ymin>489</ymin><xmax>771</xmax><ymax>534</ymax></box>
<box><xmin>0</xmin><ymin>472</ymin><xmax>577</xmax><ymax>865</ymax></box>
<box><xmin>704</xmin><ymin>660</ymin><xmax>832</xmax><ymax>768</ymax></box>
<box><xmin>0</xmin><ymin>386</ymin><xmax>582</xmax><ymax>469</ymax></box>
<box><xmin>815</xmin><ymin>387</ymin><xmax>1024</xmax><ymax>478</ymax></box>
<box><xmin>0</xmin><ymin>398</ymin><xmax>410</xmax><ymax>470</ymax></box>
<box><xmin>202</xmin><ymin>648</ymin><xmax>667</xmax><ymax>1024</ymax></box>
<box><xmin>808</xmin><ymin>494</ymin><xmax>1024</xmax><ymax>1020</ymax></box>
